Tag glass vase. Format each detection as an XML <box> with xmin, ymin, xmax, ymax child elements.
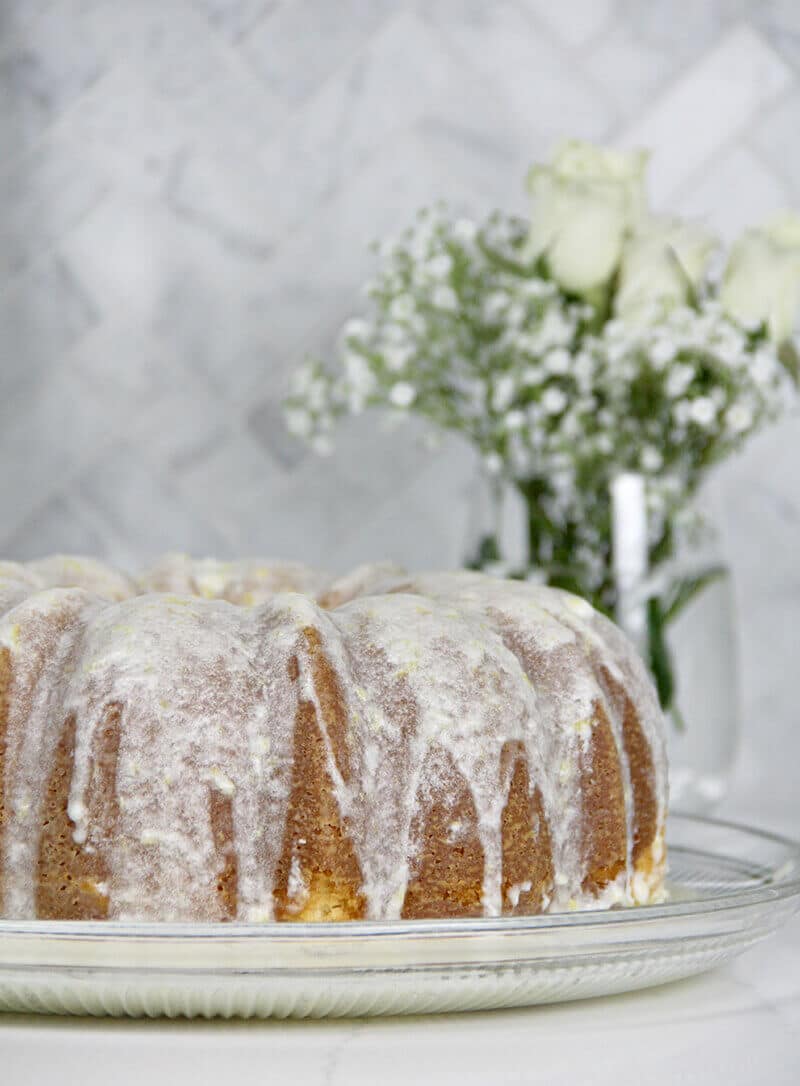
<box><xmin>643</xmin><ymin>521</ymin><xmax>741</xmax><ymax>812</ymax></box>
<box><xmin>463</xmin><ymin>470</ymin><xmax>529</xmax><ymax>575</ymax></box>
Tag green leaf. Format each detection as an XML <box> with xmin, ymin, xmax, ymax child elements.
<box><xmin>778</xmin><ymin>340</ymin><xmax>800</xmax><ymax>385</ymax></box>
<box><xmin>669</xmin><ymin>702</ymin><xmax>688</xmax><ymax>734</ymax></box>
<box><xmin>466</xmin><ymin>534</ymin><xmax>501</xmax><ymax>570</ymax></box>
<box><xmin>647</xmin><ymin>569</ymin><xmax>726</xmax><ymax>727</ymax></box>
<box><xmin>662</xmin><ymin>565</ymin><xmax>726</xmax><ymax>624</ymax></box>
<box><xmin>647</xmin><ymin>596</ymin><xmax>677</xmax><ymax>719</ymax></box>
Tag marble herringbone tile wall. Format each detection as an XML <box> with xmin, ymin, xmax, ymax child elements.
<box><xmin>1</xmin><ymin>0</ymin><xmax>799</xmax><ymax>813</ymax></box>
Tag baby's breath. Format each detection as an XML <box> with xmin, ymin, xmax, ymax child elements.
<box><xmin>285</xmin><ymin>205</ymin><xmax>797</xmax><ymax>607</ymax></box>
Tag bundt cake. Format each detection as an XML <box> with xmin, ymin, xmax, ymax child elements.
<box><xmin>0</xmin><ymin>555</ymin><xmax>667</xmax><ymax>923</ymax></box>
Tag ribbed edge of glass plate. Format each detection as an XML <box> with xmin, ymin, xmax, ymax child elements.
<box><xmin>1</xmin><ymin>812</ymin><xmax>799</xmax><ymax>1017</ymax></box>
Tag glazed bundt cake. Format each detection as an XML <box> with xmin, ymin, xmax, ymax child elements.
<box><xmin>0</xmin><ymin>555</ymin><xmax>667</xmax><ymax>922</ymax></box>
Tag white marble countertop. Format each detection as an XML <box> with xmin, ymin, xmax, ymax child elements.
<box><xmin>2</xmin><ymin>880</ymin><xmax>798</xmax><ymax>1085</ymax></box>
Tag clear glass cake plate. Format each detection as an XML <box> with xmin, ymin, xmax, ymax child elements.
<box><xmin>0</xmin><ymin>812</ymin><xmax>797</xmax><ymax>1019</ymax></box>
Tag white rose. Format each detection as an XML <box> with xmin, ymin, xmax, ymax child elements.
<box><xmin>766</xmin><ymin>211</ymin><xmax>800</xmax><ymax>247</ymax></box>
<box><xmin>721</xmin><ymin>211</ymin><xmax>800</xmax><ymax>343</ymax></box>
<box><xmin>615</xmin><ymin>218</ymin><xmax>717</xmax><ymax>325</ymax></box>
<box><xmin>526</xmin><ymin>140</ymin><xmax>649</xmax><ymax>293</ymax></box>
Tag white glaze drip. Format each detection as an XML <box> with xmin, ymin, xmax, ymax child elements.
<box><xmin>326</xmin><ymin>593</ymin><xmax>552</xmax><ymax>918</ymax></box>
<box><xmin>0</xmin><ymin>588</ymin><xmax>106</xmax><ymax>916</ymax></box>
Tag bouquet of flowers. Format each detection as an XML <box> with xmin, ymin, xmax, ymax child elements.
<box><xmin>285</xmin><ymin>141</ymin><xmax>800</xmax><ymax>717</ymax></box>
